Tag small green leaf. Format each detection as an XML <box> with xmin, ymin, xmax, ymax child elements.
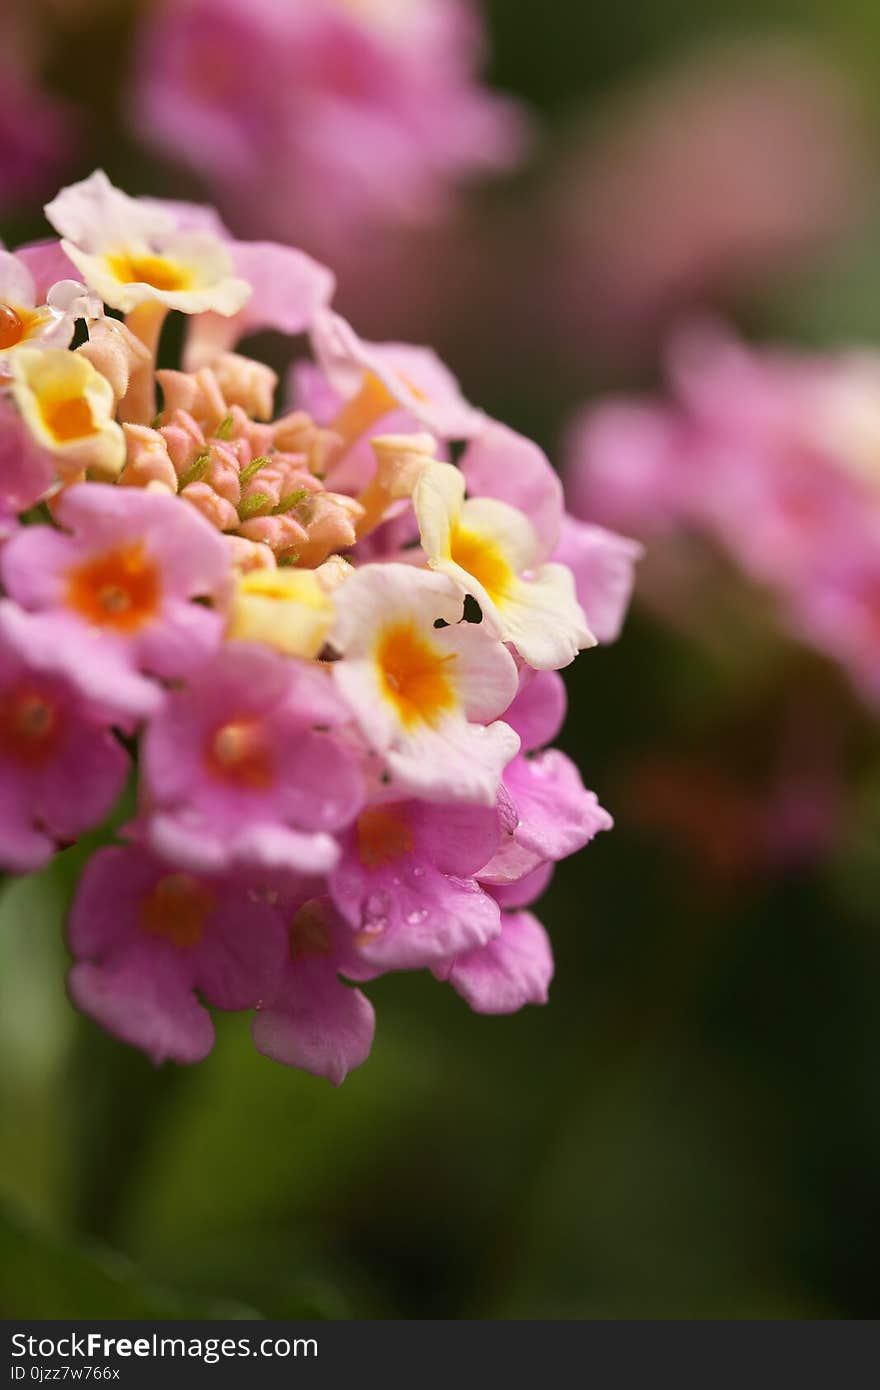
<box><xmin>238</xmin><ymin>456</ymin><xmax>272</xmax><ymax>486</ymax></box>
<box><xmin>238</xmin><ymin>492</ymin><xmax>272</xmax><ymax>521</ymax></box>
<box><xmin>273</xmin><ymin>488</ymin><xmax>311</xmax><ymax>516</ymax></box>
<box><xmin>177</xmin><ymin>450</ymin><xmax>211</xmax><ymax>491</ymax></box>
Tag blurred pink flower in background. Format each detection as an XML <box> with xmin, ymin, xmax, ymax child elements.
<box><xmin>566</xmin><ymin>320</ymin><xmax>880</xmax><ymax>706</ymax></box>
<box><xmin>537</xmin><ymin>40</ymin><xmax>871</xmax><ymax>367</ymax></box>
<box><xmin>0</xmin><ymin>55</ymin><xmax>76</xmax><ymax>218</ymax></box>
<box><xmin>0</xmin><ymin>2</ymin><xmax>83</xmax><ymax>219</ymax></box>
<box><xmin>131</xmin><ymin>0</ymin><xmax>530</xmax><ymax>262</ymax></box>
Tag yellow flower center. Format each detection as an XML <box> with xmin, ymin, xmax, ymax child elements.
<box><xmin>376</xmin><ymin>622</ymin><xmax>456</xmax><ymax>728</ymax></box>
<box><xmin>139</xmin><ymin>873</ymin><xmax>214</xmax><ymax>949</ymax></box>
<box><xmin>106</xmin><ymin>251</ymin><xmax>192</xmax><ymax>292</ymax></box>
<box><xmin>449</xmin><ymin>525</ymin><xmax>513</xmax><ymax>604</ymax></box>
<box><xmin>356</xmin><ymin>805</ymin><xmax>414</xmax><ymax>868</ymax></box>
<box><xmin>41</xmin><ymin>394</ymin><xmax>95</xmax><ymax>443</ymax></box>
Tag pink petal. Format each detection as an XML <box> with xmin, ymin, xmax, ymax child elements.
<box><xmin>252</xmin><ymin>958</ymin><xmax>375</xmax><ymax>1086</ymax></box>
<box><xmin>554</xmin><ymin>515</ymin><xmax>642</xmax><ymax>644</ymax></box>
<box><xmin>184</xmin><ymin>240</ymin><xmax>335</xmax><ymax>370</ymax></box>
<box><xmin>461</xmin><ymin>421</ymin><xmax>564</xmax><ymax>559</ymax></box>
<box><xmin>506</xmin><ymin>750</ymin><xmax>614</xmax><ymax>862</ymax></box>
<box><xmin>443</xmin><ymin>910</ymin><xmax>554</xmax><ymax>1015</ymax></box>
<box><xmin>69</xmin><ymin>952</ymin><xmax>215</xmax><ymax>1066</ymax></box>
<box><xmin>503</xmin><ymin>668</ymin><xmax>567</xmax><ymax>752</ymax></box>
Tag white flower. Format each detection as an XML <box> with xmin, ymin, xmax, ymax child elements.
<box><xmin>331</xmin><ymin>564</ymin><xmax>519</xmax><ymax>805</ymax></box>
<box><xmin>414</xmin><ymin>461</ymin><xmax>595</xmax><ymax>669</ymax></box>
<box><xmin>45</xmin><ymin>171</ymin><xmax>251</xmax><ymax>317</ymax></box>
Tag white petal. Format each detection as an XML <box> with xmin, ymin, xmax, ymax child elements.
<box><xmin>501</xmin><ymin>563</ymin><xmax>596</xmax><ymax>670</ymax></box>
<box><xmin>0</xmin><ymin>250</ymin><xmax>35</xmax><ymax>308</ymax></box>
<box><xmin>434</xmin><ymin>620</ymin><xmax>519</xmax><ymax>723</ymax></box>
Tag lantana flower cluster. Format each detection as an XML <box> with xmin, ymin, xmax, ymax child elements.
<box><xmin>567</xmin><ymin>321</ymin><xmax>880</xmax><ymax>708</ymax></box>
<box><xmin>133</xmin><ymin>0</ymin><xmax>530</xmax><ymax>253</ymax></box>
<box><xmin>0</xmin><ymin>172</ymin><xmax>638</xmax><ymax>1082</ymax></box>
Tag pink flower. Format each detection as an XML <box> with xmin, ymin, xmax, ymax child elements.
<box><xmin>0</xmin><ymin>601</ymin><xmax>129</xmax><ymax>873</ymax></box>
<box><xmin>436</xmin><ymin>859</ymin><xmax>555</xmax><ymax>1014</ymax></box>
<box><xmin>67</xmin><ymin>843</ymin><xmax>289</xmax><ymax>1065</ymax></box>
<box><xmin>459</xmin><ymin>420</ymin><xmax>564</xmax><ymax>555</ymax></box>
<box><xmin>0</xmin><ymin>397</ymin><xmax>54</xmax><ymax>521</ymax></box>
<box><xmin>441</xmin><ymin>910</ymin><xmax>554</xmax><ymax>1015</ymax></box>
<box><xmin>142</xmin><ymin>644</ymin><xmax>364</xmax><ymax>875</ymax></box>
<box><xmin>1</xmin><ymin>484</ymin><xmax>231</xmax><ymax>715</ymax></box>
<box><xmin>564</xmin><ymin>397</ymin><xmax>697</xmax><ymax>539</ymax></box>
<box><xmin>553</xmin><ymin>516</ymin><xmax>643</xmax><ymax>645</ymax></box>
<box><xmin>789</xmin><ymin>546</ymin><xmax>880</xmax><ymax>707</ymax></box>
<box><xmin>479</xmin><ymin>669</ymin><xmax>613</xmax><ymax>885</ymax></box>
<box><xmin>310</xmin><ymin>309</ymin><xmax>484</xmax><ymax>443</ymax></box>
<box><xmin>330</xmin><ymin>797</ymin><xmax>503</xmax><ymax>969</ymax></box>
<box><xmin>132</xmin><ymin>0</ymin><xmax>529</xmax><ymax>253</ymax></box>
<box><xmin>0</xmin><ymin>61</ymin><xmax>77</xmax><ymax>218</ymax></box>
<box><xmin>540</xmin><ymin>40</ymin><xmax>869</xmax><ymax>365</ymax></box>
<box><xmin>566</xmin><ymin>322</ymin><xmax>880</xmax><ymax>703</ymax></box>
<box><xmin>183</xmin><ymin>238</ymin><xmax>335</xmax><ymax>372</ymax></box>
<box><xmin>0</xmin><ymin>167</ymin><xmax>626</xmax><ymax>1078</ymax></box>
<box><xmin>252</xmin><ymin>895</ymin><xmax>375</xmax><ymax>1085</ymax></box>
<box><xmin>12</xmin><ymin>240</ymin><xmax>79</xmax><ymax>304</ymax></box>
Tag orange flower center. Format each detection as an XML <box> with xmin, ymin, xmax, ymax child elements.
<box><xmin>0</xmin><ymin>304</ymin><xmax>25</xmax><ymax>350</ymax></box>
<box><xmin>66</xmin><ymin>542</ymin><xmax>160</xmax><ymax>632</ymax></box>
<box><xmin>207</xmin><ymin>719</ymin><xmax>273</xmax><ymax>790</ymax></box>
<box><xmin>139</xmin><ymin>873</ymin><xmax>214</xmax><ymax>949</ymax></box>
<box><xmin>41</xmin><ymin>395</ymin><xmax>95</xmax><ymax>443</ymax></box>
<box><xmin>288</xmin><ymin>903</ymin><xmax>333</xmax><ymax>959</ymax></box>
<box><xmin>107</xmin><ymin>252</ymin><xmax>191</xmax><ymax>293</ymax></box>
<box><xmin>376</xmin><ymin>622</ymin><xmax>456</xmax><ymax>728</ymax></box>
<box><xmin>0</xmin><ymin>686</ymin><xmax>60</xmax><ymax>765</ymax></box>
<box><xmin>356</xmin><ymin>805</ymin><xmax>414</xmax><ymax>868</ymax></box>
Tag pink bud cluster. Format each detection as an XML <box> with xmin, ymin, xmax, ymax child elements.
<box><xmin>0</xmin><ymin>173</ymin><xmax>638</xmax><ymax>1083</ymax></box>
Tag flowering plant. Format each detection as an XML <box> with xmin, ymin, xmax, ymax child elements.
<box><xmin>567</xmin><ymin>321</ymin><xmax>880</xmax><ymax>708</ymax></box>
<box><xmin>0</xmin><ymin>172</ymin><xmax>638</xmax><ymax>1083</ymax></box>
<box><xmin>132</xmin><ymin>0</ymin><xmax>530</xmax><ymax>253</ymax></box>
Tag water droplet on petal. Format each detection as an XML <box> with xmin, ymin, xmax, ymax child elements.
<box><xmin>360</xmin><ymin>890</ymin><xmax>391</xmax><ymax>935</ymax></box>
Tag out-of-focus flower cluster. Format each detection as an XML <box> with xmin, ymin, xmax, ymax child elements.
<box><xmin>567</xmin><ymin>320</ymin><xmax>880</xmax><ymax>707</ymax></box>
<box><xmin>0</xmin><ymin>3</ymin><xmax>78</xmax><ymax>217</ymax></box>
<box><xmin>0</xmin><ymin>172</ymin><xmax>638</xmax><ymax>1082</ymax></box>
<box><xmin>132</xmin><ymin>0</ymin><xmax>530</xmax><ymax>255</ymax></box>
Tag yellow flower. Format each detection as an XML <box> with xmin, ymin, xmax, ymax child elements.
<box><xmin>227</xmin><ymin>568</ymin><xmax>334</xmax><ymax>659</ymax></box>
<box><xmin>7</xmin><ymin>347</ymin><xmax>125</xmax><ymax>479</ymax></box>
